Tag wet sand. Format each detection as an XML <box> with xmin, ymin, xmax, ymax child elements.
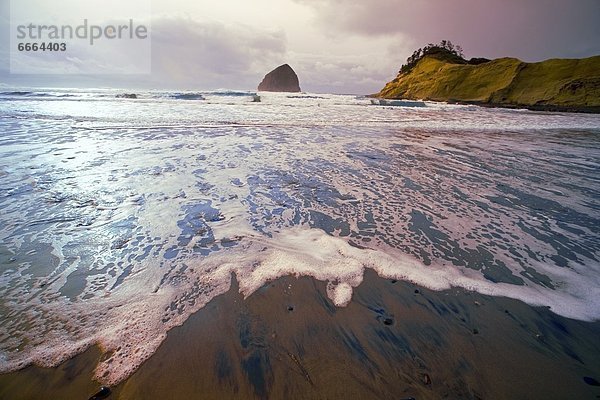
<box><xmin>1</xmin><ymin>270</ymin><xmax>600</xmax><ymax>399</ymax></box>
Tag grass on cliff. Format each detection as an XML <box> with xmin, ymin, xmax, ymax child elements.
<box><xmin>491</xmin><ymin>57</ymin><xmax>600</xmax><ymax>106</ymax></box>
<box><xmin>379</xmin><ymin>57</ymin><xmax>522</xmax><ymax>102</ymax></box>
<box><xmin>378</xmin><ymin>55</ymin><xmax>600</xmax><ymax>108</ymax></box>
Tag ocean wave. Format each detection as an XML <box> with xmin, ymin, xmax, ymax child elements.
<box><xmin>159</xmin><ymin>92</ymin><xmax>206</xmax><ymax>100</ymax></box>
<box><xmin>370</xmin><ymin>98</ymin><xmax>427</xmax><ymax>107</ymax></box>
<box><xmin>206</xmin><ymin>90</ymin><xmax>257</xmax><ymax>97</ymax></box>
<box><xmin>0</xmin><ymin>91</ymin><xmax>77</xmax><ymax>98</ymax></box>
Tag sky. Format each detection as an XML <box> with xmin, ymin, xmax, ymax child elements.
<box><xmin>1</xmin><ymin>0</ymin><xmax>599</xmax><ymax>94</ymax></box>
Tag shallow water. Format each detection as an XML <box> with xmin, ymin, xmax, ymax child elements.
<box><xmin>0</xmin><ymin>89</ymin><xmax>599</xmax><ymax>385</ymax></box>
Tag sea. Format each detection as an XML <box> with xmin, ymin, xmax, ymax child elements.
<box><xmin>0</xmin><ymin>88</ymin><xmax>599</xmax><ymax>385</ymax></box>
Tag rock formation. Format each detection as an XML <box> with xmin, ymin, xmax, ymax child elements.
<box><xmin>258</xmin><ymin>64</ymin><xmax>301</xmax><ymax>92</ymax></box>
<box><xmin>377</xmin><ymin>55</ymin><xmax>600</xmax><ymax>113</ymax></box>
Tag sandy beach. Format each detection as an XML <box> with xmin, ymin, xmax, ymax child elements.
<box><xmin>2</xmin><ymin>270</ymin><xmax>599</xmax><ymax>400</ymax></box>
<box><xmin>1</xmin><ymin>90</ymin><xmax>599</xmax><ymax>400</ymax></box>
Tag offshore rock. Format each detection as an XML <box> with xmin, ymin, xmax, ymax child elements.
<box><xmin>258</xmin><ymin>64</ymin><xmax>301</xmax><ymax>92</ymax></box>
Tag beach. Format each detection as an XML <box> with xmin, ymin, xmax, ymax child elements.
<box><xmin>2</xmin><ymin>271</ymin><xmax>600</xmax><ymax>399</ymax></box>
<box><xmin>0</xmin><ymin>90</ymin><xmax>599</xmax><ymax>399</ymax></box>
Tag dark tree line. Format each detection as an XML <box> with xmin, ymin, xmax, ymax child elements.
<box><xmin>400</xmin><ymin>40</ymin><xmax>465</xmax><ymax>74</ymax></box>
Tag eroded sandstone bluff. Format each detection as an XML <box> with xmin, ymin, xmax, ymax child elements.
<box><xmin>258</xmin><ymin>64</ymin><xmax>301</xmax><ymax>92</ymax></box>
<box><xmin>377</xmin><ymin>55</ymin><xmax>600</xmax><ymax>113</ymax></box>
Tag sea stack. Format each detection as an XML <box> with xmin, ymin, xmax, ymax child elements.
<box><xmin>258</xmin><ymin>64</ymin><xmax>301</xmax><ymax>92</ymax></box>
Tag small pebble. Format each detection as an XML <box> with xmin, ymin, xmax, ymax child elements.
<box><xmin>414</xmin><ymin>289</ymin><xmax>420</xmax><ymax>294</ymax></box>
<box><xmin>287</xmin><ymin>306</ymin><xmax>294</xmax><ymax>312</ymax></box>
<box><xmin>473</xmin><ymin>328</ymin><xmax>479</xmax><ymax>335</ymax></box>
<box><xmin>583</xmin><ymin>376</ymin><xmax>600</xmax><ymax>386</ymax></box>
<box><xmin>89</xmin><ymin>386</ymin><xmax>111</xmax><ymax>400</ymax></box>
<box><xmin>423</xmin><ymin>373</ymin><xmax>432</xmax><ymax>385</ymax></box>
<box><xmin>383</xmin><ymin>318</ymin><xmax>394</xmax><ymax>326</ymax></box>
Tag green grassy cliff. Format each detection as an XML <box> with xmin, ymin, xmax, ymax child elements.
<box><xmin>377</xmin><ymin>55</ymin><xmax>600</xmax><ymax>112</ymax></box>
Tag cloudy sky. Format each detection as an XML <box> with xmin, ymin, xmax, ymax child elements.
<box><xmin>1</xmin><ymin>0</ymin><xmax>599</xmax><ymax>93</ymax></box>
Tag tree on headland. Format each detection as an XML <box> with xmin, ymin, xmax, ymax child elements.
<box><xmin>400</xmin><ymin>40</ymin><xmax>466</xmax><ymax>74</ymax></box>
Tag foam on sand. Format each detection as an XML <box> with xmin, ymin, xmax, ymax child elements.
<box><xmin>1</xmin><ymin>88</ymin><xmax>599</xmax><ymax>386</ymax></box>
<box><xmin>2</xmin><ymin>224</ymin><xmax>598</xmax><ymax>385</ymax></box>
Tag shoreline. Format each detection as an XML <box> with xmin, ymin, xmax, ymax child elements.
<box><xmin>444</xmin><ymin>100</ymin><xmax>600</xmax><ymax>114</ymax></box>
<box><xmin>370</xmin><ymin>95</ymin><xmax>600</xmax><ymax>114</ymax></box>
<box><xmin>2</xmin><ymin>270</ymin><xmax>600</xmax><ymax>399</ymax></box>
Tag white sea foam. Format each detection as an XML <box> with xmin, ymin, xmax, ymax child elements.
<box><xmin>6</xmin><ymin>225</ymin><xmax>599</xmax><ymax>385</ymax></box>
<box><xmin>0</xmin><ymin>88</ymin><xmax>599</xmax><ymax>385</ymax></box>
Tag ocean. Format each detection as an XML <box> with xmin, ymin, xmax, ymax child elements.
<box><xmin>0</xmin><ymin>88</ymin><xmax>599</xmax><ymax>387</ymax></box>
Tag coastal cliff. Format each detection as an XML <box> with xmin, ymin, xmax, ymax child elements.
<box><xmin>377</xmin><ymin>54</ymin><xmax>600</xmax><ymax>113</ymax></box>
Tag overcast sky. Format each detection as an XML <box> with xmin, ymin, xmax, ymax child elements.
<box><xmin>1</xmin><ymin>0</ymin><xmax>599</xmax><ymax>93</ymax></box>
